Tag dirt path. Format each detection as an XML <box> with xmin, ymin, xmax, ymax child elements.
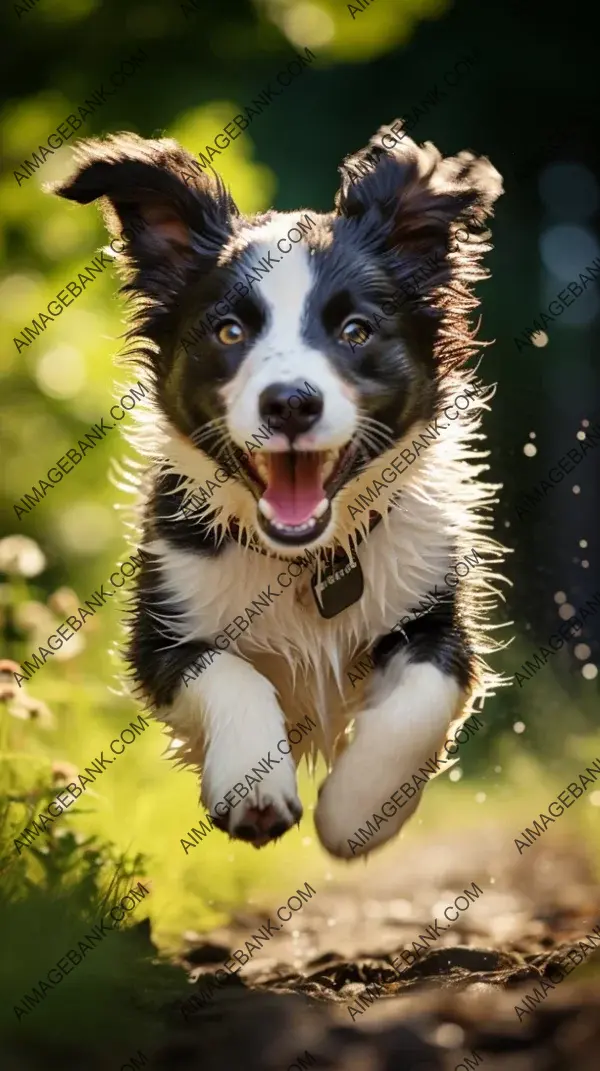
<box><xmin>153</xmin><ymin>827</ymin><xmax>600</xmax><ymax>1070</ymax></box>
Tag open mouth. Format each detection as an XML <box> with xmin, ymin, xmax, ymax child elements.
<box><xmin>240</xmin><ymin>443</ymin><xmax>357</xmax><ymax>545</ymax></box>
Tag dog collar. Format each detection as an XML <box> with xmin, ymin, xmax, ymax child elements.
<box><xmin>228</xmin><ymin>508</ymin><xmax>391</xmax><ymax>619</ymax></box>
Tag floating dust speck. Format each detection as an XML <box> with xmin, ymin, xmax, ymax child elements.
<box><xmin>575</xmin><ymin>644</ymin><xmax>592</xmax><ymax>660</ymax></box>
<box><xmin>523</xmin><ymin>442</ymin><xmax>537</xmax><ymax>457</ymax></box>
<box><xmin>494</xmin><ymin>765</ymin><xmax>502</xmax><ymax>773</ymax></box>
<box><xmin>582</xmin><ymin>664</ymin><xmax>598</xmax><ymax>680</ymax></box>
<box><xmin>290</xmin><ymin>928</ymin><xmax>313</xmax><ymax>969</ymax></box>
<box><xmin>582</xmin><ymin>560</ymin><xmax>590</xmax><ymax>568</ymax></box>
<box><xmin>590</xmin><ymin>791</ymin><xmax>600</xmax><ymax>807</ymax></box>
<box><xmin>513</xmin><ymin>721</ymin><xmax>526</xmax><ymax>734</ymax></box>
<box><xmin>577</xmin><ymin>430</ymin><xmax>586</xmax><ymax>440</ymax></box>
<box><xmin>554</xmin><ymin>591</ymin><xmax>567</xmax><ymax>604</ymax></box>
<box><xmin>531</xmin><ymin>330</ymin><xmax>548</xmax><ymax>347</ymax></box>
<box><xmin>475</xmin><ymin>792</ymin><xmax>487</xmax><ymax>803</ymax></box>
<box><xmin>301</xmin><ymin>837</ymin><xmax>313</xmax><ymax>846</ymax></box>
<box><xmin>433</xmin><ymin>1023</ymin><xmax>465</xmax><ymax>1049</ymax></box>
<box><xmin>449</xmin><ymin>768</ymin><xmax>463</xmax><ymax>782</ymax></box>
<box><xmin>583</xmin><ymin>419</ymin><xmax>590</xmax><ymax>427</ymax></box>
<box><xmin>529</xmin><ymin>431</ymin><xmax>537</xmax><ymax>439</ymax></box>
<box><xmin>573</xmin><ymin>485</ymin><xmax>581</xmax><ymax>494</ymax></box>
<box><xmin>559</xmin><ymin>603</ymin><xmax>576</xmax><ymax>620</ymax></box>
<box><xmin>580</xmin><ymin>539</ymin><xmax>588</xmax><ymax>548</ymax></box>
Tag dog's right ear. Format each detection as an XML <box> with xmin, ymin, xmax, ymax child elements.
<box><xmin>49</xmin><ymin>133</ymin><xmax>238</xmax><ymax>279</ymax></box>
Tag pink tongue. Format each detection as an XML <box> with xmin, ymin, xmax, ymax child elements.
<box><xmin>262</xmin><ymin>453</ymin><xmax>325</xmax><ymax>526</ymax></box>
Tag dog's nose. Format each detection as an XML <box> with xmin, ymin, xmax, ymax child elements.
<box><xmin>258</xmin><ymin>381</ymin><xmax>324</xmax><ymax>440</ymax></box>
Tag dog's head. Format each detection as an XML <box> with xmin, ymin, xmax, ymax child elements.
<box><xmin>51</xmin><ymin>124</ymin><xmax>502</xmax><ymax>555</ymax></box>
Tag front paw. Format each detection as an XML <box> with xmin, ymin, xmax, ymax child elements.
<box><xmin>201</xmin><ymin>756</ymin><xmax>302</xmax><ymax>848</ymax></box>
<box><xmin>314</xmin><ymin>744</ymin><xmax>421</xmax><ymax>860</ymax></box>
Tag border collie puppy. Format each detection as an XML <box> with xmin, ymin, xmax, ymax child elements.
<box><xmin>51</xmin><ymin>121</ymin><xmax>505</xmax><ymax>860</ymax></box>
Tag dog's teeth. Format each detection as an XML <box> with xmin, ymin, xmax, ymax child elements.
<box><xmin>258</xmin><ymin>499</ymin><xmax>275</xmax><ymax>520</ymax></box>
<box><xmin>268</xmin><ymin>513</ymin><xmax>325</xmax><ymax>534</ymax></box>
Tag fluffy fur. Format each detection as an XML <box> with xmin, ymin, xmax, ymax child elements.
<box><xmin>50</xmin><ymin>120</ymin><xmax>507</xmax><ymax>859</ymax></box>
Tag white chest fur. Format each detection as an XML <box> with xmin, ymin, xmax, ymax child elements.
<box><xmin>149</xmin><ymin>478</ymin><xmax>455</xmax><ymax>754</ymax></box>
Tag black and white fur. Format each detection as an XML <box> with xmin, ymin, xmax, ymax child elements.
<box><xmin>51</xmin><ymin>122</ymin><xmax>506</xmax><ymax>859</ymax></box>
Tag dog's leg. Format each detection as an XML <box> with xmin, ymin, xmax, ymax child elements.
<box><xmin>168</xmin><ymin>653</ymin><xmax>302</xmax><ymax>846</ymax></box>
<box><xmin>314</xmin><ymin>611</ymin><xmax>473</xmax><ymax>859</ymax></box>
<box><xmin>126</xmin><ymin>549</ymin><xmax>302</xmax><ymax>848</ymax></box>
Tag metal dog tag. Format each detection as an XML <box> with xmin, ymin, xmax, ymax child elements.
<box><xmin>311</xmin><ymin>547</ymin><xmax>364</xmax><ymax>619</ymax></box>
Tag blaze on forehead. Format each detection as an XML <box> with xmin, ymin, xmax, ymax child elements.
<box><xmin>240</xmin><ymin>215</ymin><xmax>385</xmax><ymax>339</ymax></box>
<box><xmin>225</xmin><ymin>215</ymin><xmax>323</xmax><ymax>323</ymax></box>
<box><xmin>237</xmin><ymin>210</ymin><xmax>328</xmax><ymax>249</ymax></box>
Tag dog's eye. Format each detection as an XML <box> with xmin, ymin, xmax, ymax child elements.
<box><xmin>339</xmin><ymin>319</ymin><xmax>372</xmax><ymax>346</ymax></box>
<box><xmin>216</xmin><ymin>321</ymin><xmax>246</xmax><ymax>345</ymax></box>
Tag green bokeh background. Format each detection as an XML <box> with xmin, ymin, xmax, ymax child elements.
<box><xmin>1</xmin><ymin>0</ymin><xmax>599</xmax><ymax>1057</ymax></box>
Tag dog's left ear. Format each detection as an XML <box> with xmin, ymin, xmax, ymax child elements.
<box><xmin>335</xmin><ymin>120</ymin><xmax>502</xmax><ymax>277</ymax></box>
<box><xmin>49</xmin><ymin>132</ymin><xmax>238</xmax><ymax>279</ymax></box>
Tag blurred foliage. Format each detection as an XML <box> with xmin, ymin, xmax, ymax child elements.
<box><xmin>0</xmin><ymin>792</ymin><xmax>186</xmax><ymax>1057</ymax></box>
<box><xmin>1</xmin><ymin>2</ymin><xmax>599</xmax><ymax>1051</ymax></box>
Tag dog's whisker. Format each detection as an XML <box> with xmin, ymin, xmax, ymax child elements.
<box><xmin>357</xmin><ymin>432</ymin><xmax>387</xmax><ymax>457</ymax></box>
<box><xmin>355</xmin><ymin>426</ymin><xmax>394</xmax><ymax>451</ymax></box>
<box><xmin>190</xmin><ymin>418</ymin><xmax>228</xmax><ymax>446</ymax></box>
<box><xmin>189</xmin><ymin>417</ymin><xmax>226</xmax><ymax>440</ymax></box>
<box><xmin>357</xmin><ymin>416</ymin><xmax>395</xmax><ymax>449</ymax></box>
<box><xmin>358</xmin><ymin>414</ymin><xmax>394</xmax><ymax>437</ymax></box>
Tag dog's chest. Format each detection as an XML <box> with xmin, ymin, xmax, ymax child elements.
<box><xmin>157</xmin><ymin>495</ymin><xmax>452</xmax><ymax>720</ymax></box>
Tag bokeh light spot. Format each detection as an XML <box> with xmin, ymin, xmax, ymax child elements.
<box><xmin>54</xmin><ymin>503</ymin><xmax>117</xmax><ymax>555</ymax></box>
<box><xmin>575</xmin><ymin>644</ymin><xmax>591</xmax><ymax>660</ymax></box>
<box><xmin>531</xmin><ymin>330</ymin><xmax>548</xmax><ymax>347</ymax></box>
<box><xmin>36</xmin><ymin>345</ymin><xmax>86</xmax><ymax>399</ymax></box>
<box><xmin>558</xmin><ymin>603</ymin><xmax>576</xmax><ymax>620</ymax></box>
<box><xmin>281</xmin><ymin>2</ymin><xmax>335</xmax><ymax>47</ymax></box>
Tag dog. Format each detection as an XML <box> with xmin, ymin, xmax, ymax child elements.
<box><xmin>50</xmin><ymin>120</ymin><xmax>505</xmax><ymax>860</ymax></box>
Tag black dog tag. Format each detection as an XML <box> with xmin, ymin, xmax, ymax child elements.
<box><xmin>312</xmin><ymin>546</ymin><xmax>364</xmax><ymax>618</ymax></box>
